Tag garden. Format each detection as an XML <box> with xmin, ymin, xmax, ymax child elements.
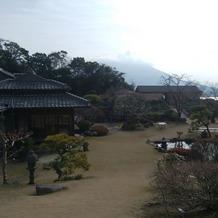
<box><xmin>1</xmin><ymin>121</ymin><xmax>218</xmax><ymax>217</ymax></box>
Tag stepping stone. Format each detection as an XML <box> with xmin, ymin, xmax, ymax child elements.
<box><xmin>36</xmin><ymin>184</ymin><xmax>67</xmax><ymax>195</ymax></box>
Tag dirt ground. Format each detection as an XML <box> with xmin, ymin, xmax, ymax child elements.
<box><xmin>0</xmin><ymin>122</ymin><xmax>196</xmax><ymax>218</ymax></box>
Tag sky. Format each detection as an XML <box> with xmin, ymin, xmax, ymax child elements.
<box><xmin>1</xmin><ymin>0</ymin><xmax>218</xmax><ymax>85</ymax></box>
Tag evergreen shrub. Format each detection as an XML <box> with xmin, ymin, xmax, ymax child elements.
<box><xmin>77</xmin><ymin>119</ymin><xmax>92</xmax><ymax>132</ymax></box>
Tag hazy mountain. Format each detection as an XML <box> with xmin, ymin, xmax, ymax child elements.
<box><xmin>100</xmin><ymin>58</ymin><xmax>168</xmax><ymax>86</ymax></box>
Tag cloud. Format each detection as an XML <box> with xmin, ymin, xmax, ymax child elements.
<box><xmin>98</xmin><ymin>52</ymin><xmax>167</xmax><ymax>85</ymax></box>
<box><xmin>1</xmin><ymin>0</ymin><xmax>218</xmax><ymax>84</ymax></box>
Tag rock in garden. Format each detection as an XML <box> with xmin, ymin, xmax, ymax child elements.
<box><xmin>36</xmin><ymin>184</ymin><xmax>67</xmax><ymax>195</ymax></box>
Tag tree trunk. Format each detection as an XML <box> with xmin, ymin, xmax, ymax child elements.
<box><xmin>177</xmin><ymin>111</ymin><xmax>182</xmax><ymax>119</ymax></box>
<box><xmin>2</xmin><ymin>148</ymin><xmax>8</xmax><ymax>184</ymax></box>
<box><xmin>206</xmin><ymin>125</ymin><xmax>211</xmax><ymax>138</ymax></box>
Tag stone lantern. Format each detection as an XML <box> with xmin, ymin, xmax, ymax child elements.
<box><xmin>26</xmin><ymin>150</ymin><xmax>38</xmax><ymax>184</ymax></box>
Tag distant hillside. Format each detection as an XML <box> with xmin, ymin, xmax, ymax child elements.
<box><xmin>100</xmin><ymin>58</ymin><xmax>168</xmax><ymax>86</ymax></box>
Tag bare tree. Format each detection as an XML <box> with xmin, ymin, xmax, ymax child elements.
<box><xmin>160</xmin><ymin>74</ymin><xmax>200</xmax><ymax>119</ymax></box>
<box><xmin>0</xmin><ymin>131</ymin><xmax>32</xmax><ymax>184</ymax></box>
<box><xmin>152</xmin><ymin>152</ymin><xmax>218</xmax><ymax>215</ymax></box>
<box><xmin>205</xmin><ymin>82</ymin><xmax>218</xmax><ymax>100</ymax></box>
<box><xmin>202</xmin><ymin>82</ymin><xmax>218</xmax><ymax>123</ymax></box>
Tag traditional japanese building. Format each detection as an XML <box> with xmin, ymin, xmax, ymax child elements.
<box><xmin>135</xmin><ymin>85</ymin><xmax>202</xmax><ymax>102</ymax></box>
<box><xmin>0</xmin><ymin>68</ymin><xmax>90</xmax><ymax>140</ymax></box>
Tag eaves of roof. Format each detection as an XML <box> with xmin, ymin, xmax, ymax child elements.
<box><xmin>0</xmin><ymin>93</ymin><xmax>90</xmax><ymax>109</ymax></box>
<box><xmin>0</xmin><ymin>68</ymin><xmax>15</xmax><ymax>81</ymax></box>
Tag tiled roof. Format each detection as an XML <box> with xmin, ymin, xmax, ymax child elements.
<box><xmin>0</xmin><ymin>68</ymin><xmax>15</xmax><ymax>81</ymax></box>
<box><xmin>0</xmin><ymin>79</ymin><xmax>68</xmax><ymax>90</ymax></box>
<box><xmin>0</xmin><ymin>93</ymin><xmax>90</xmax><ymax>109</ymax></box>
<box><xmin>135</xmin><ymin>85</ymin><xmax>201</xmax><ymax>93</ymax></box>
<box><xmin>0</xmin><ymin>72</ymin><xmax>69</xmax><ymax>90</ymax></box>
<box><xmin>0</xmin><ymin>69</ymin><xmax>90</xmax><ymax>109</ymax></box>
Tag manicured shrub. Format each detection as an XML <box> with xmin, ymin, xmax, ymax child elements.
<box><xmin>90</xmin><ymin>125</ymin><xmax>109</xmax><ymax>136</ymax></box>
<box><xmin>83</xmin><ymin>94</ymin><xmax>102</xmax><ymax>106</ymax></box>
<box><xmin>76</xmin><ymin>119</ymin><xmax>92</xmax><ymax>132</ymax></box>
<box><xmin>121</xmin><ymin>123</ymin><xmax>136</xmax><ymax>131</ymax></box>
<box><xmin>40</xmin><ymin>133</ymin><xmax>90</xmax><ymax>180</ymax></box>
<box><xmin>168</xmin><ymin>147</ymin><xmax>191</xmax><ymax>156</ymax></box>
<box><xmin>163</xmin><ymin>109</ymin><xmax>178</xmax><ymax>121</ymax></box>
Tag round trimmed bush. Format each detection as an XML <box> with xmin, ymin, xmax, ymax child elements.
<box><xmin>77</xmin><ymin>120</ymin><xmax>92</xmax><ymax>132</ymax></box>
<box><xmin>90</xmin><ymin>125</ymin><xmax>109</xmax><ymax>136</ymax></box>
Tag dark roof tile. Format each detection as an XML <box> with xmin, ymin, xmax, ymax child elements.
<box><xmin>0</xmin><ymin>79</ymin><xmax>68</xmax><ymax>90</ymax></box>
<box><xmin>135</xmin><ymin>85</ymin><xmax>201</xmax><ymax>93</ymax></box>
<box><xmin>0</xmin><ymin>93</ymin><xmax>90</xmax><ymax>109</ymax></box>
<box><xmin>0</xmin><ymin>68</ymin><xmax>15</xmax><ymax>81</ymax></box>
<box><xmin>0</xmin><ymin>72</ymin><xmax>69</xmax><ymax>90</ymax></box>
